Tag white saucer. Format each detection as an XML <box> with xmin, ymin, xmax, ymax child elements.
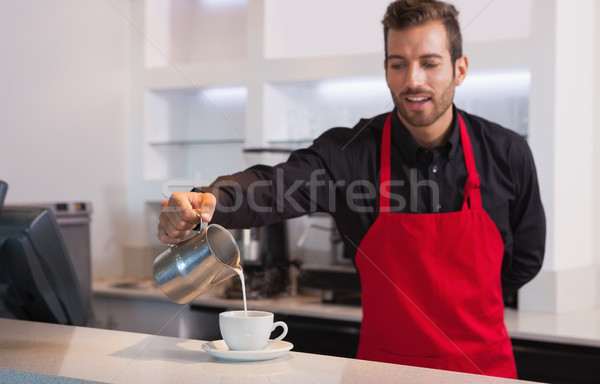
<box><xmin>202</xmin><ymin>340</ymin><xmax>293</xmax><ymax>362</ymax></box>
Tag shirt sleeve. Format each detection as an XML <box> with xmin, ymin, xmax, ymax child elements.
<box><xmin>196</xmin><ymin>128</ymin><xmax>355</xmax><ymax>229</ymax></box>
<box><xmin>501</xmin><ymin>137</ymin><xmax>546</xmax><ymax>296</ymax></box>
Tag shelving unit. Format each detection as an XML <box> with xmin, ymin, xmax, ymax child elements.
<box><xmin>128</xmin><ymin>0</ymin><xmax>536</xmax><ymax>247</ymax></box>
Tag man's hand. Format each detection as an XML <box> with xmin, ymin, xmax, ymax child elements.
<box><xmin>157</xmin><ymin>191</ymin><xmax>217</xmax><ymax>244</ymax></box>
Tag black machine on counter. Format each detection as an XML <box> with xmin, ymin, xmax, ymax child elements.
<box><xmin>225</xmin><ymin>214</ymin><xmax>361</xmax><ymax>304</ymax></box>
<box><xmin>226</xmin><ymin>221</ymin><xmax>290</xmax><ymax>299</ymax></box>
<box><xmin>295</xmin><ymin>216</ymin><xmax>361</xmax><ymax>305</ymax></box>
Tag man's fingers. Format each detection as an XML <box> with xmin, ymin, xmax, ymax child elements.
<box><xmin>166</xmin><ymin>192</ymin><xmax>199</xmax><ymax>225</ymax></box>
<box><xmin>157</xmin><ymin>192</ymin><xmax>217</xmax><ymax>245</ymax></box>
<box><xmin>194</xmin><ymin>193</ymin><xmax>216</xmax><ymax>222</ymax></box>
<box><xmin>157</xmin><ymin>224</ymin><xmax>188</xmax><ymax>245</ymax></box>
<box><xmin>158</xmin><ymin>211</ymin><xmax>190</xmax><ymax>238</ymax></box>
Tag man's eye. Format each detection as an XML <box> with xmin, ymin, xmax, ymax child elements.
<box><xmin>390</xmin><ymin>63</ymin><xmax>407</xmax><ymax>70</ymax></box>
<box><xmin>423</xmin><ymin>62</ymin><xmax>439</xmax><ymax>68</ymax></box>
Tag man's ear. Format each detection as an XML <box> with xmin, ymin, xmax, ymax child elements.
<box><xmin>454</xmin><ymin>56</ymin><xmax>468</xmax><ymax>86</ymax></box>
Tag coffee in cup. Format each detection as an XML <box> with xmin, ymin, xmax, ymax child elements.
<box><xmin>219</xmin><ymin>310</ymin><xmax>288</xmax><ymax>351</ymax></box>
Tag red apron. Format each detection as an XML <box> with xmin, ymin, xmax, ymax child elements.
<box><xmin>355</xmin><ymin>113</ymin><xmax>517</xmax><ymax>378</ymax></box>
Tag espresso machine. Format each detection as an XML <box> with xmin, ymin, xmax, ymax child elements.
<box><xmin>295</xmin><ymin>214</ymin><xmax>361</xmax><ymax>305</ymax></box>
<box><xmin>226</xmin><ymin>221</ymin><xmax>290</xmax><ymax>299</ymax></box>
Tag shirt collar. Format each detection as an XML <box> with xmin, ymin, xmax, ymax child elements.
<box><xmin>390</xmin><ymin>106</ymin><xmax>461</xmax><ymax>166</ymax></box>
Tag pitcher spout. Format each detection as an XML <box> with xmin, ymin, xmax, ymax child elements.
<box><xmin>211</xmin><ymin>264</ymin><xmax>242</xmax><ymax>286</ymax></box>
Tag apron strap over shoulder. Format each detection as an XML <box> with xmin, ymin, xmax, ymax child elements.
<box><xmin>379</xmin><ymin>114</ymin><xmax>393</xmax><ymax>212</ymax></box>
<box><xmin>457</xmin><ymin>114</ymin><xmax>483</xmax><ymax>211</ymax></box>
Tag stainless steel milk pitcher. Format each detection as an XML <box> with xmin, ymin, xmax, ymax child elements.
<box><xmin>153</xmin><ymin>224</ymin><xmax>241</xmax><ymax>304</ymax></box>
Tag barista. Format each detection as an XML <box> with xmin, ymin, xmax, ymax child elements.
<box><xmin>157</xmin><ymin>0</ymin><xmax>545</xmax><ymax>379</ymax></box>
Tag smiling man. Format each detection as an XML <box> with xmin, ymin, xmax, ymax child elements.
<box><xmin>158</xmin><ymin>0</ymin><xmax>545</xmax><ymax>379</ymax></box>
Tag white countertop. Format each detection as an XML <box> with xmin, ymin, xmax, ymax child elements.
<box><xmin>93</xmin><ymin>278</ymin><xmax>600</xmax><ymax>349</ymax></box>
<box><xmin>0</xmin><ymin>318</ymin><xmax>537</xmax><ymax>384</ymax></box>
<box><xmin>504</xmin><ymin>307</ymin><xmax>600</xmax><ymax>348</ymax></box>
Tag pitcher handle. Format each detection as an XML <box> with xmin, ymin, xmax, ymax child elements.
<box><xmin>192</xmin><ymin>209</ymin><xmax>203</xmax><ymax>231</ymax></box>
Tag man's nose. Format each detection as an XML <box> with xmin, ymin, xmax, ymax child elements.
<box><xmin>406</xmin><ymin>64</ymin><xmax>426</xmax><ymax>88</ymax></box>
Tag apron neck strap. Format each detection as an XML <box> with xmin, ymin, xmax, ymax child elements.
<box><xmin>379</xmin><ymin>112</ymin><xmax>482</xmax><ymax>212</ymax></box>
<box><xmin>458</xmin><ymin>114</ymin><xmax>482</xmax><ymax>210</ymax></box>
<box><xmin>379</xmin><ymin>114</ymin><xmax>393</xmax><ymax>212</ymax></box>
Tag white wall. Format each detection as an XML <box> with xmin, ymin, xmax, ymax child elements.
<box><xmin>0</xmin><ymin>0</ymin><xmax>130</xmax><ymax>278</ymax></box>
<box><xmin>517</xmin><ymin>0</ymin><xmax>599</xmax><ymax>313</ymax></box>
<box><xmin>553</xmin><ymin>0</ymin><xmax>595</xmax><ymax>271</ymax></box>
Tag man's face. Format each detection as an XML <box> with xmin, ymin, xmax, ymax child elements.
<box><xmin>385</xmin><ymin>21</ymin><xmax>467</xmax><ymax>132</ymax></box>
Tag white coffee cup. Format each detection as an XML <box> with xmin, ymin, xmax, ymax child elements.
<box><xmin>219</xmin><ymin>310</ymin><xmax>288</xmax><ymax>351</ymax></box>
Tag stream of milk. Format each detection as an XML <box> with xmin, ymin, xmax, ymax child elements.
<box><xmin>234</xmin><ymin>267</ymin><xmax>247</xmax><ymax>315</ymax></box>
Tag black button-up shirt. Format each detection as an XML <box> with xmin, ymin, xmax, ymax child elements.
<box><xmin>201</xmin><ymin>106</ymin><xmax>546</xmax><ymax>296</ymax></box>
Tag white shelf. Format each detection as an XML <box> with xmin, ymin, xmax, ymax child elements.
<box><xmin>144</xmin><ymin>60</ymin><xmax>248</xmax><ymax>90</ymax></box>
<box><xmin>144</xmin><ymin>140</ymin><xmax>246</xmax><ymax>181</ymax></box>
<box><xmin>145</xmin><ymin>86</ymin><xmax>247</xmax><ymax>144</ymax></box>
<box><xmin>263</xmin><ymin>77</ymin><xmax>390</xmax><ymax>143</ymax></box>
<box><xmin>144</xmin><ymin>54</ymin><xmax>384</xmax><ymax>91</ymax></box>
<box><xmin>148</xmin><ymin>139</ymin><xmax>245</xmax><ymax>147</ymax></box>
<box><xmin>455</xmin><ymin>69</ymin><xmax>531</xmax><ymax>137</ymax></box>
<box><xmin>261</xmin><ymin>53</ymin><xmax>384</xmax><ymax>83</ymax></box>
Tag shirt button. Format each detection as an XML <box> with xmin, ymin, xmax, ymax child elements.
<box><xmin>432</xmin><ymin>165</ymin><xmax>439</xmax><ymax>173</ymax></box>
<box><xmin>435</xmin><ymin>203</ymin><xmax>442</xmax><ymax>212</ymax></box>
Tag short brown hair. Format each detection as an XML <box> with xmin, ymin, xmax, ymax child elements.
<box><xmin>382</xmin><ymin>0</ymin><xmax>462</xmax><ymax>64</ymax></box>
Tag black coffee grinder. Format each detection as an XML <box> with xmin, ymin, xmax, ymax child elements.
<box><xmin>226</xmin><ymin>221</ymin><xmax>290</xmax><ymax>299</ymax></box>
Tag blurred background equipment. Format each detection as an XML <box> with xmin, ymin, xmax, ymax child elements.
<box><xmin>0</xmin><ymin>180</ymin><xmax>90</xmax><ymax>326</ymax></box>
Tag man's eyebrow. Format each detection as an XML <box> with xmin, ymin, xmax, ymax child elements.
<box><xmin>387</xmin><ymin>54</ymin><xmax>406</xmax><ymax>61</ymax></box>
<box><xmin>387</xmin><ymin>53</ymin><xmax>444</xmax><ymax>60</ymax></box>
